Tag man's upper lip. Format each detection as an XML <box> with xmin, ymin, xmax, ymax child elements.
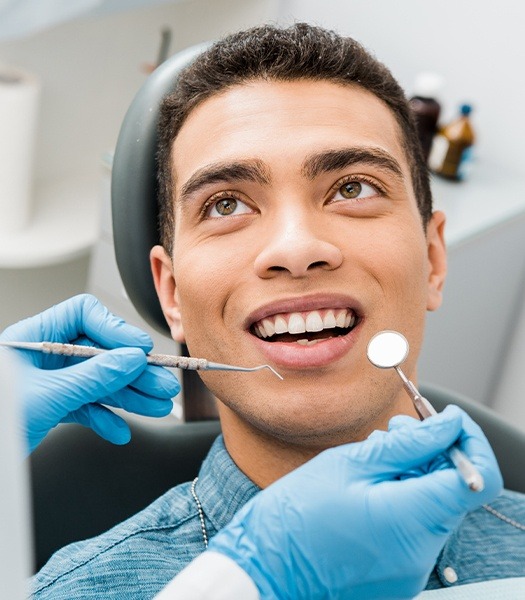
<box><xmin>245</xmin><ymin>294</ymin><xmax>363</xmax><ymax>329</ymax></box>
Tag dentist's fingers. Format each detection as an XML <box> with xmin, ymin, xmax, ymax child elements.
<box><xmin>128</xmin><ymin>364</ymin><xmax>181</xmax><ymax>399</ymax></box>
<box><xmin>32</xmin><ymin>348</ymin><xmax>148</xmax><ymax>414</ymax></box>
<box><xmin>341</xmin><ymin>406</ymin><xmax>465</xmax><ymax>476</ymax></box>
<box><xmin>102</xmin><ymin>388</ymin><xmax>174</xmax><ymax>417</ymax></box>
<box><xmin>62</xmin><ymin>403</ymin><xmax>131</xmax><ymax>445</ymax></box>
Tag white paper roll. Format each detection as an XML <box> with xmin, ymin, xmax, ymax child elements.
<box><xmin>0</xmin><ymin>65</ymin><xmax>40</xmax><ymax>233</ymax></box>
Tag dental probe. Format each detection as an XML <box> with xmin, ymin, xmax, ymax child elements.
<box><xmin>367</xmin><ymin>330</ymin><xmax>484</xmax><ymax>493</ymax></box>
<box><xmin>0</xmin><ymin>341</ymin><xmax>283</xmax><ymax>380</ymax></box>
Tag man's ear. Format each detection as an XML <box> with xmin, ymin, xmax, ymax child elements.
<box><xmin>150</xmin><ymin>245</ymin><xmax>185</xmax><ymax>342</ymax></box>
<box><xmin>426</xmin><ymin>210</ymin><xmax>447</xmax><ymax>312</ymax></box>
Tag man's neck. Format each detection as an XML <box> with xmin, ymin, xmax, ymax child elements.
<box><xmin>220</xmin><ymin>415</ymin><xmax>316</xmax><ymax>488</ymax></box>
<box><xmin>218</xmin><ymin>402</ymin><xmax>413</xmax><ymax>489</ymax></box>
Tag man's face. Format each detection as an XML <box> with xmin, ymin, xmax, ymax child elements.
<box><xmin>152</xmin><ymin>79</ymin><xmax>446</xmax><ymax>447</ymax></box>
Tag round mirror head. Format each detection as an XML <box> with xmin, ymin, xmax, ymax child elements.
<box><xmin>367</xmin><ymin>330</ymin><xmax>409</xmax><ymax>369</ymax></box>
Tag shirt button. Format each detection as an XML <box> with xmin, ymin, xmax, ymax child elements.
<box><xmin>443</xmin><ymin>566</ymin><xmax>458</xmax><ymax>584</ymax></box>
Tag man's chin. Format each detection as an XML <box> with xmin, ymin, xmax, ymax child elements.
<box><xmin>225</xmin><ymin>404</ymin><xmax>377</xmax><ymax>449</ymax></box>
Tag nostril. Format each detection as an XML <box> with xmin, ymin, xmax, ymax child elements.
<box><xmin>309</xmin><ymin>261</ymin><xmax>329</xmax><ymax>269</ymax></box>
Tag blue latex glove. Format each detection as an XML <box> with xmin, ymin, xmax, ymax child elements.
<box><xmin>0</xmin><ymin>294</ymin><xmax>180</xmax><ymax>454</ymax></box>
<box><xmin>209</xmin><ymin>406</ymin><xmax>503</xmax><ymax>600</ymax></box>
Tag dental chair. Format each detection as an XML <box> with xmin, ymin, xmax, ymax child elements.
<box><xmin>30</xmin><ymin>44</ymin><xmax>525</xmax><ymax>572</ymax></box>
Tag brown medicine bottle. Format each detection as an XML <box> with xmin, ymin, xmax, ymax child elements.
<box><xmin>409</xmin><ymin>73</ymin><xmax>443</xmax><ymax>162</ymax></box>
<box><xmin>429</xmin><ymin>104</ymin><xmax>475</xmax><ymax>180</ymax></box>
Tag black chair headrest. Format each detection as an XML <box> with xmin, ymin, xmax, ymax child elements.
<box><xmin>111</xmin><ymin>43</ymin><xmax>209</xmax><ymax>335</ymax></box>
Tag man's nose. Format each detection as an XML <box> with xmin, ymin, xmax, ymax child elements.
<box><xmin>253</xmin><ymin>211</ymin><xmax>343</xmax><ymax>279</ymax></box>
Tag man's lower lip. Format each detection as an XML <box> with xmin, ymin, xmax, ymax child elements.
<box><xmin>251</xmin><ymin>327</ymin><xmax>359</xmax><ymax>369</ymax></box>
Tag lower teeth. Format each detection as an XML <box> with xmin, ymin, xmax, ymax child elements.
<box><xmin>296</xmin><ymin>337</ymin><xmax>332</xmax><ymax>346</ymax></box>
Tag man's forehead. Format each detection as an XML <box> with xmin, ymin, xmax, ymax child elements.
<box><xmin>171</xmin><ymin>79</ymin><xmax>410</xmax><ymax>187</ymax></box>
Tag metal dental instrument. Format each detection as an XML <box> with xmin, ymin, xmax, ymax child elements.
<box><xmin>367</xmin><ymin>330</ymin><xmax>484</xmax><ymax>492</ymax></box>
<box><xmin>0</xmin><ymin>341</ymin><xmax>283</xmax><ymax>380</ymax></box>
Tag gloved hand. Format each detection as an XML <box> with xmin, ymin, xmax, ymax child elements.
<box><xmin>0</xmin><ymin>294</ymin><xmax>180</xmax><ymax>454</ymax></box>
<box><xmin>209</xmin><ymin>406</ymin><xmax>503</xmax><ymax>600</ymax></box>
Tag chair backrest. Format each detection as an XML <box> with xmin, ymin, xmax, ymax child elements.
<box><xmin>30</xmin><ymin>419</ymin><xmax>221</xmax><ymax>572</ymax></box>
<box><xmin>421</xmin><ymin>382</ymin><xmax>525</xmax><ymax>496</ymax></box>
<box><xmin>111</xmin><ymin>42</ymin><xmax>208</xmax><ymax>336</ymax></box>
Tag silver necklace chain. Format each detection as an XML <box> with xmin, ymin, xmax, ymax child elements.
<box><xmin>191</xmin><ymin>477</ymin><xmax>209</xmax><ymax>548</ymax></box>
<box><xmin>483</xmin><ymin>503</ymin><xmax>525</xmax><ymax>531</ymax></box>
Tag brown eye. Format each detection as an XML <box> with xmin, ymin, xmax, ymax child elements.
<box><xmin>339</xmin><ymin>181</ymin><xmax>362</xmax><ymax>199</ymax></box>
<box><xmin>215</xmin><ymin>198</ymin><xmax>237</xmax><ymax>215</ymax></box>
<box><xmin>206</xmin><ymin>195</ymin><xmax>253</xmax><ymax>218</ymax></box>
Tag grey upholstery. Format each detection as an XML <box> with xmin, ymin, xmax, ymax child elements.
<box><xmin>420</xmin><ymin>382</ymin><xmax>525</xmax><ymax>497</ymax></box>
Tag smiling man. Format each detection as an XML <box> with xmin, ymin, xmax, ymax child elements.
<box><xmin>32</xmin><ymin>23</ymin><xmax>525</xmax><ymax>599</ymax></box>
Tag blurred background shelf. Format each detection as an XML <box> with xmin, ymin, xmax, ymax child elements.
<box><xmin>0</xmin><ymin>176</ymin><xmax>99</xmax><ymax>268</ymax></box>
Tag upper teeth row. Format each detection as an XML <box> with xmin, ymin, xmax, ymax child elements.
<box><xmin>254</xmin><ymin>309</ymin><xmax>355</xmax><ymax>339</ymax></box>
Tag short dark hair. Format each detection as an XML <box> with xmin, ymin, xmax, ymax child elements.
<box><xmin>157</xmin><ymin>23</ymin><xmax>432</xmax><ymax>254</ymax></box>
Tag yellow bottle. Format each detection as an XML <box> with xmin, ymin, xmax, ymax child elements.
<box><xmin>429</xmin><ymin>104</ymin><xmax>475</xmax><ymax>180</ymax></box>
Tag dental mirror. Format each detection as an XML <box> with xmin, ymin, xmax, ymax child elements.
<box><xmin>367</xmin><ymin>330</ymin><xmax>409</xmax><ymax>369</ymax></box>
<box><xmin>366</xmin><ymin>329</ymin><xmax>485</xmax><ymax>492</ymax></box>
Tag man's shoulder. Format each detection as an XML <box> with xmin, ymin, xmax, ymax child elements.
<box><xmin>32</xmin><ymin>481</ymin><xmax>204</xmax><ymax>599</ymax></box>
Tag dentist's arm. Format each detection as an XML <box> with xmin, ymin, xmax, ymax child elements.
<box><xmin>156</xmin><ymin>406</ymin><xmax>502</xmax><ymax>600</ymax></box>
<box><xmin>0</xmin><ymin>294</ymin><xmax>180</xmax><ymax>454</ymax></box>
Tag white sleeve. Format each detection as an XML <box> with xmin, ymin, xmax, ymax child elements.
<box><xmin>153</xmin><ymin>551</ymin><xmax>261</xmax><ymax>600</ymax></box>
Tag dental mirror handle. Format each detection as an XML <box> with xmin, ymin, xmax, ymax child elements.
<box><xmin>395</xmin><ymin>367</ymin><xmax>485</xmax><ymax>492</ymax></box>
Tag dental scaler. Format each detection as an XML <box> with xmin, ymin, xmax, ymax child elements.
<box><xmin>0</xmin><ymin>341</ymin><xmax>283</xmax><ymax>380</ymax></box>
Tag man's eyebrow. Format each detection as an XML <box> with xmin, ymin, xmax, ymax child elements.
<box><xmin>178</xmin><ymin>159</ymin><xmax>271</xmax><ymax>201</ymax></box>
<box><xmin>301</xmin><ymin>147</ymin><xmax>405</xmax><ymax>180</ymax></box>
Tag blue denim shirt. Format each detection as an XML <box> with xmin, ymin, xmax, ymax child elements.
<box><xmin>32</xmin><ymin>436</ymin><xmax>525</xmax><ymax>599</ymax></box>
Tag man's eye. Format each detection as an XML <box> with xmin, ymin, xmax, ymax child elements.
<box><xmin>333</xmin><ymin>180</ymin><xmax>378</xmax><ymax>201</ymax></box>
<box><xmin>207</xmin><ymin>197</ymin><xmax>252</xmax><ymax>218</ymax></box>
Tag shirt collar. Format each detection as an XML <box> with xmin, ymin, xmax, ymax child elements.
<box><xmin>195</xmin><ymin>435</ymin><xmax>260</xmax><ymax>535</ymax></box>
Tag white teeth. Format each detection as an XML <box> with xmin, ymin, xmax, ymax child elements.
<box><xmin>305</xmin><ymin>311</ymin><xmax>324</xmax><ymax>332</ymax></box>
<box><xmin>274</xmin><ymin>315</ymin><xmax>288</xmax><ymax>334</ymax></box>
<box><xmin>335</xmin><ymin>310</ymin><xmax>347</xmax><ymax>328</ymax></box>
<box><xmin>288</xmin><ymin>313</ymin><xmax>306</xmax><ymax>334</ymax></box>
<box><xmin>256</xmin><ymin>324</ymin><xmax>267</xmax><ymax>338</ymax></box>
<box><xmin>296</xmin><ymin>338</ymin><xmax>326</xmax><ymax>347</ymax></box>
<box><xmin>253</xmin><ymin>308</ymin><xmax>356</xmax><ymax>339</ymax></box>
<box><xmin>323</xmin><ymin>310</ymin><xmax>337</xmax><ymax>329</ymax></box>
<box><xmin>261</xmin><ymin>318</ymin><xmax>275</xmax><ymax>337</ymax></box>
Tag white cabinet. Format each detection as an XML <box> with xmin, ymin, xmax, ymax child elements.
<box><xmin>419</xmin><ymin>167</ymin><xmax>525</xmax><ymax>416</ymax></box>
